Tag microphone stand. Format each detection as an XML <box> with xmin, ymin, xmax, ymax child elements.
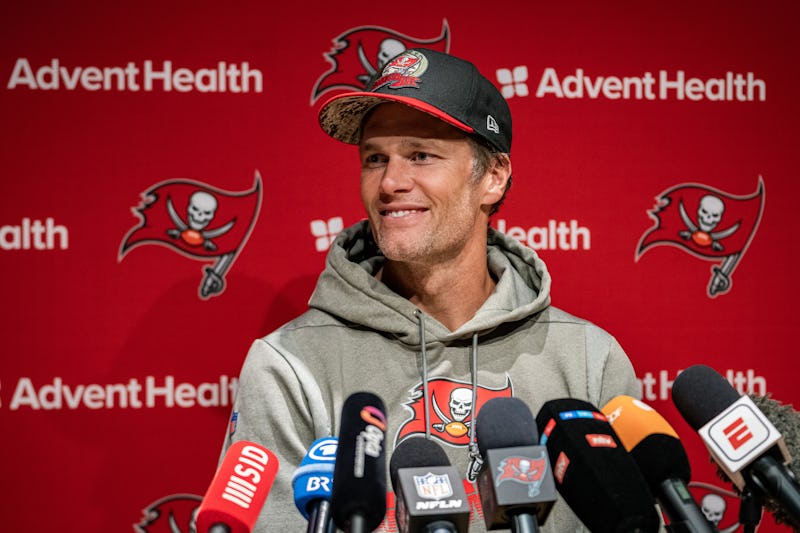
<box><xmin>423</xmin><ymin>520</ymin><xmax>458</xmax><ymax>533</ymax></box>
<box><xmin>749</xmin><ymin>454</ymin><xmax>800</xmax><ymax>527</ymax></box>
<box><xmin>739</xmin><ymin>484</ymin><xmax>763</xmax><ymax>533</ymax></box>
<box><xmin>307</xmin><ymin>500</ymin><xmax>336</xmax><ymax>533</ymax></box>
<box><xmin>511</xmin><ymin>513</ymin><xmax>540</xmax><ymax>533</ymax></box>
<box><xmin>348</xmin><ymin>513</ymin><xmax>366</xmax><ymax>533</ymax></box>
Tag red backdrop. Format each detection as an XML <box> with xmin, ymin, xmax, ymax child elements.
<box><xmin>1</xmin><ymin>1</ymin><xmax>797</xmax><ymax>531</ymax></box>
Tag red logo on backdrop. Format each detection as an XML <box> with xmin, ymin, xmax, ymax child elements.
<box><xmin>688</xmin><ymin>482</ymin><xmax>742</xmax><ymax>532</ymax></box>
<box><xmin>119</xmin><ymin>173</ymin><xmax>262</xmax><ymax>299</ymax></box>
<box><xmin>134</xmin><ymin>493</ymin><xmax>201</xmax><ymax>533</ymax></box>
<box><xmin>636</xmin><ymin>177</ymin><xmax>765</xmax><ymax>297</ymax></box>
<box><xmin>310</xmin><ymin>20</ymin><xmax>450</xmax><ymax>104</ymax></box>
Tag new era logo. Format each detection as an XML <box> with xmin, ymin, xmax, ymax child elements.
<box><xmin>486</xmin><ymin>115</ymin><xmax>499</xmax><ymax>134</ymax></box>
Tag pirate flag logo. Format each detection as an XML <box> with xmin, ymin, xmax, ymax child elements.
<box><xmin>310</xmin><ymin>20</ymin><xmax>450</xmax><ymax>105</ymax></box>
<box><xmin>495</xmin><ymin>451</ymin><xmax>549</xmax><ymax>498</ymax></box>
<box><xmin>395</xmin><ymin>375</ymin><xmax>513</xmax><ymax>480</ymax></box>
<box><xmin>688</xmin><ymin>482</ymin><xmax>742</xmax><ymax>533</ymax></box>
<box><xmin>636</xmin><ymin>177</ymin><xmax>765</xmax><ymax>297</ymax></box>
<box><xmin>119</xmin><ymin>172</ymin><xmax>262</xmax><ymax>299</ymax></box>
<box><xmin>134</xmin><ymin>493</ymin><xmax>202</xmax><ymax>533</ymax></box>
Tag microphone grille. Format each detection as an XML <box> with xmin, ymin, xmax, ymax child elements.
<box><xmin>750</xmin><ymin>394</ymin><xmax>800</xmax><ymax>528</ymax></box>
<box><xmin>672</xmin><ymin>365</ymin><xmax>739</xmax><ymax>429</ymax></box>
<box><xmin>331</xmin><ymin>392</ymin><xmax>388</xmax><ymax>531</ymax></box>
<box><xmin>476</xmin><ymin>397</ymin><xmax>538</xmax><ymax>456</ymax></box>
<box><xmin>389</xmin><ymin>437</ymin><xmax>450</xmax><ymax>492</ymax></box>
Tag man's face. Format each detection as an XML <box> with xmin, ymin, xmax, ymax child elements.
<box><xmin>359</xmin><ymin>103</ymin><xmax>493</xmax><ymax>265</ymax></box>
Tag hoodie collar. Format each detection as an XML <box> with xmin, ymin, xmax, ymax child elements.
<box><xmin>309</xmin><ymin>220</ymin><xmax>551</xmax><ymax>343</ymax></box>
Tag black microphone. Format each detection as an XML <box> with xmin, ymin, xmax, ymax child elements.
<box><xmin>535</xmin><ymin>398</ymin><xmax>660</xmax><ymax>533</ymax></box>
<box><xmin>293</xmin><ymin>437</ymin><xmax>338</xmax><ymax>533</ymax></box>
<box><xmin>601</xmin><ymin>395</ymin><xmax>719</xmax><ymax>533</ymax></box>
<box><xmin>672</xmin><ymin>364</ymin><xmax>800</xmax><ymax>528</ymax></box>
<box><xmin>389</xmin><ymin>437</ymin><xmax>470</xmax><ymax>533</ymax></box>
<box><xmin>750</xmin><ymin>393</ymin><xmax>800</xmax><ymax>528</ymax></box>
<box><xmin>475</xmin><ymin>397</ymin><xmax>556</xmax><ymax>533</ymax></box>
<box><xmin>330</xmin><ymin>392</ymin><xmax>388</xmax><ymax>533</ymax></box>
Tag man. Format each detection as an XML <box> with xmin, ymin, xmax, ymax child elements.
<box><xmin>221</xmin><ymin>48</ymin><xmax>640</xmax><ymax>531</ymax></box>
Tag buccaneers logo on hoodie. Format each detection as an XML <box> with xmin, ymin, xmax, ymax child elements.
<box><xmin>395</xmin><ymin>376</ymin><xmax>513</xmax><ymax>447</ymax></box>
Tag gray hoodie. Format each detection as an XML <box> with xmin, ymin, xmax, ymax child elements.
<box><xmin>222</xmin><ymin>220</ymin><xmax>640</xmax><ymax>532</ymax></box>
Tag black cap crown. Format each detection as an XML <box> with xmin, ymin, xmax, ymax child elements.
<box><xmin>319</xmin><ymin>48</ymin><xmax>512</xmax><ymax>153</ymax></box>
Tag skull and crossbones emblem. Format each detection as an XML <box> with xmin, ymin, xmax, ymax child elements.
<box><xmin>431</xmin><ymin>388</ymin><xmax>473</xmax><ymax>438</ymax></box>
<box><xmin>357</xmin><ymin>39</ymin><xmax>407</xmax><ymax>84</ymax></box>
<box><xmin>678</xmin><ymin>195</ymin><xmax>740</xmax><ymax>251</ymax></box>
<box><xmin>166</xmin><ymin>191</ymin><xmax>235</xmax><ymax>251</ymax></box>
<box><xmin>701</xmin><ymin>493</ymin><xmax>726</xmax><ymax>526</ymax></box>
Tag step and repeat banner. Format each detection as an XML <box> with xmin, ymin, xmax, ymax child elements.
<box><xmin>1</xmin><ymin>2</ymin><xmax>797</xmax><ymax>531</ymax></box>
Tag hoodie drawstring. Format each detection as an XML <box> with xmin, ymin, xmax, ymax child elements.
<box><xmin>416</xmin><ymin>310</ymin><xmax>484</xmax><ymax>478</ymax></box>
<box><xmin>416</xmin><ymin>310</ymin><xmax>432</xmax><ymax>440</ymax></box>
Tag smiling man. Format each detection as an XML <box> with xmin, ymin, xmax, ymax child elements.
<box><xmin>357</xmin><ymin>102</ymin><xmax>508</xmax><ymax>331</ymax></box>
<box><xmin>221</xmin><ymin>49</ymin><xmax>641</xmax><ymax>532</ymax></box>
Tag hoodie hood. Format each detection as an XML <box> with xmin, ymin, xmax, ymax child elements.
<box><xmin>308</xmin><ymin>220</ymin><xmax>551</xmax><ymax>344</ymax></box>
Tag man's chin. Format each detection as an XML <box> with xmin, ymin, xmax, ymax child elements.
<box><xmin>375</xmin><ymin>239</ymin><xmax>429</xmax><ymax>263</ymax></box>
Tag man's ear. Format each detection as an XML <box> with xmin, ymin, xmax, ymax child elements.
<box><xmin>481</xmin><ymin>153</ymin><xmax>512</xmax><ymax>206</ymax></box>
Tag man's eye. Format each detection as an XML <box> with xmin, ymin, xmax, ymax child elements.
<box><xmin>364</xmin><ymin>154</ymin><xmax>384</xmax><ymax>165</ymax></box>
<box><xmin>412</xmin><ymin>152</ymin><xmax>431</xmax><ymax>162</ymax></box>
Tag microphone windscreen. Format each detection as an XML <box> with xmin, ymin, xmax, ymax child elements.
<box><xmin>196</xmin><ymin>440</ymin><xmax>279</xmax><ymax>533</ymax></box>
<box><xmin>672</xmin><ymin>364</ymin><xmax>740</xmax><ymax>429</ymax></box>
<box><xmin>390</xmin><ymin>437</ymin><xmax>450</xmax><ymax>493</ymax></box>
<box><xmin>331</xmin><ymin>392</ymin><xmax>388</xmax><ymax>532</ymax></box>
<box><xmin>751</xmin><ymin>394</ymin><xmax>800</xmax><ymax>527</ymax></box>
<box><xmin>292</xmin><ymin>437</ymin><xmax>338</xmax><ymax>519</ymax></box>
<box><xmin>602</xmin><ymin>395</ymin><xmax>691</xmax><ymax>487</ymax></box>
<box><xmin>476</xmin><ymin>396</ymin><xmax>538</xmax><ymax>455</ymax></box>
<box><xmin>536</xmin><ymin>398</ymin><xmax>660</xmax><ymax>533</ymax></box>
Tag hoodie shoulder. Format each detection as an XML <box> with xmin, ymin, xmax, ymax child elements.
<box><xmin>538</xmin><ymin>306</ymin><xmax>639</xmax><ymax>405</ymax></box>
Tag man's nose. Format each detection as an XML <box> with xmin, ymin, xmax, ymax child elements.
<box><xmin>379</xmin><ymin>159</ymin><xmax>414</xmax><ymax>194</ymax></box>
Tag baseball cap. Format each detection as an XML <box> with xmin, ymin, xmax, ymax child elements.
<box><xmin>318</xmin><ymin>48</ymin><xmax>512</xmax><ymax>154</ymax></box>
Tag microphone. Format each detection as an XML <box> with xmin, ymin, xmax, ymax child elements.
<box><xmin>293</xmin><ymin>437</ymin><xmax>338</xmax><ymax>533</ymax></box>
<box><xmin>330</xmin><ymin>392</ymin><xmax>388</xmax><ymax>533</ymax></box>
<box><xmin>475</xmin><ymin>397</ymin><xmax>557</xmax><ymax>533</ymax></box>
<box><xmin>750</xmin><ymin>393</ymin><xmax>800</xmax><ymax>528</ymax></box>
<box><xmin>196</xmin><ymin>440</ymin><xmax>279</xmax><ymax>533</ymax></box>
<box><xmin>672</xmin><ymin>364</ymin><xmax>800</xmax><ymax>527</ymax></box>
<box><xmin>535</xmin><ymin>398</ymin><xmax>660</xmax><ymax>533</ymax></box>
<box><xmin>601</xmin><ymin>395</ymin><xmax>719</xmax><ymax>533</ymax></box>
<box><xmin>389</xmin><ymin>437</ymin><xmax>470</xmax><ymax>533</ymax></box>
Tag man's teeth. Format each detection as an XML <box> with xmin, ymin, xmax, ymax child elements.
<box><xmin>387</xmin><ymin>209</ymin><xmax>420</xmax><ymax>218</ymax></box>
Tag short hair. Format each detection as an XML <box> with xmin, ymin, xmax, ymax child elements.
<box><xmin>468</xmin><ymin>137</ymin><xmax>512</xmax><ymax>216</ymax></box>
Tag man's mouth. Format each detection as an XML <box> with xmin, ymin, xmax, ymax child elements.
<box><xmin>382</xmin><ymin>208</ymin><xmax>426</xmax><ymax>218</ymax></box>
